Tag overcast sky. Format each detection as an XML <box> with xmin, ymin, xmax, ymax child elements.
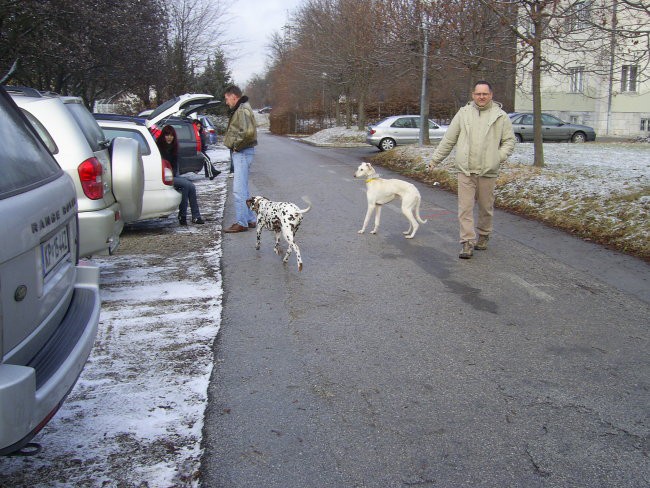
<box><xmin>223</xmin><ymin>0</ymin><xmax>306</xmax><ymax>87</ymax></box>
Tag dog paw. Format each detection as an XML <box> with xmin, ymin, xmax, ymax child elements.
<box><xmin>370</xmin><ymin>230</ymin><xmax>377</xmax><ymax>235</ymax></box>
<box><xmin>357</xmin><ymin>229</ymin><xmax>365</xmax><ymax>234</ymax></box>
<box><xmin>405</xmin><ymin>234</ymin><xmax>415</xmax><ymax>239</ymax></box>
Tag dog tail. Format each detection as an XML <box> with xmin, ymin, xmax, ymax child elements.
<box><xmin>416</xmin><ymin>196</ymin><xmax>427</xmax><ymax>224</ymax></box>
<box><xmin>298</xmin><ymin>196</ymin><xmax>312</xmax><ymax>214</ymax></box>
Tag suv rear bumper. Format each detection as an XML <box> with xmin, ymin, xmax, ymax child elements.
<box><xmin>79</xmin><ymin>202</ymin><xmax>124</xmax><ymax>257</ymax></box>
<box><xmin>0</xmin><ymin>265</ymin><xmax>100</xmax><ymax>455</ymax></box>
<box><xmin>139</xmin><ymin>188</ymin><xmax>182</xmax><ymax>221</ymax></box>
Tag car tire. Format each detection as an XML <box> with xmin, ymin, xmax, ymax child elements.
<box><xmin>515</xmin><ymin>133</ymin><xmax>523</xmax><ymax>143</ymax></box>
<box><xmin>379</xmin><ymin>138</ymin><xmax>396</xmax><ymax>151</ymax></box>
<box><xmin>571</xmin><ymin>132</ymin><xmax>587</xmax><ymax>143</ymax></box>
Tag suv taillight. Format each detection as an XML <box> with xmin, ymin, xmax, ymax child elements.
<box><xmin>149</xmin><ymin>124</ymin><xmax>162</xmax><ymax>141</ymax></box>
<box><xmin>161</xmin><ymin>159</ymin><xmax>174</xmax><ymax>186</ymax></box>
<box><xmin>78</xmin><ymin>158</ymin><xmax>104</xmax><ymax>199</ymax></box>
<box><xmin>192</xmin><ymin>123</ymin><xmax>201</xmax><ymax>151</ymax></box>
<box><xmin>370</xmin><ymin>129</ymin><xmax>376</xmax><ymax>135</ymax></box>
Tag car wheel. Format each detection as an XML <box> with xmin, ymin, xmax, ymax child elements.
<box><xmin>571</xmin><ymin>132</ymin><xmax>587</xmax><ymax>143</ymax></box>
<box><xmin>515</xmin><ymin>133</ymin><xmax>523</xmax><ymax>143</ymax></box>
<box><xmin>379</xmin><ymin>138</ymin><xmax>396</xmax><ymax>151</ymax></box>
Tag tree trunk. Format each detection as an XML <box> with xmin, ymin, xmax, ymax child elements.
<box><xmin>357</xmin><ymin>91</ymin><xmax>366</xmax><ymax>131</ymax></box>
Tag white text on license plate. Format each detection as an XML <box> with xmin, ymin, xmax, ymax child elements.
<box><xmin>41</xmin><ymin>225</ymin><xmax>70</xmax><ymax>277</ymax></box>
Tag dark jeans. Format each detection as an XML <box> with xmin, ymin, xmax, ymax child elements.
<box><xmin>174</xmin><ymin>176</ymin><xmax>201</xmax><ymax>219</ymax></box>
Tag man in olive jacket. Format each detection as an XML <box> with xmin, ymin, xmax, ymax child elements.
<box><xmin>427</xmin><ymin>81</ymin><xmax>515</xmax><ymax>259</ymax></box>
<box><xmin>223</xmin><ymin>85</ymin><xmax>258</xmax><ymax>233</ymax></box>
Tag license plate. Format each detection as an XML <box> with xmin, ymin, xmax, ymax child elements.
<box><xmin>41</xmin><ymin>225</ymin><xmax>70</xmax><ymax>277</ymax></box>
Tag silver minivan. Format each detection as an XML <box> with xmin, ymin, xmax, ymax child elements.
<box><xmin>0</xmin><ymin>86</ymin><xmax>100</xmax><ymax>455</ymax></box>
<box><xmin>7</xmin><ymin>86</ymin><xmax>144</xmax><ymax>257</ymax></box>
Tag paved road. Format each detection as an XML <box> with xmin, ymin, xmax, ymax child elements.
<box><xmin>201</xmin><ymin>132</ymin><xmax>649</xmax><ymax>488</ymax></box>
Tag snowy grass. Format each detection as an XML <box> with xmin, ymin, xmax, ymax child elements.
<box><xmin>303</xmin><ymin>127</ymin><xmax>650</xmax><ymax>260</ymax></box>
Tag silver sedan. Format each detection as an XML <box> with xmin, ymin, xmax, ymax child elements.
<box><xmin>366</xmin><ymin>115</ymin><xmax>448</xmax><ymax>151</ymax></box>
<box><xmin>509</xmin><ymin>113</ymin><xmax>597</xmax><ymax>143</ymax></box>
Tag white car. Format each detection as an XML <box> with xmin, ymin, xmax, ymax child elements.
<box><xmin>8</xmin><ymin>86</ymin><xmax>144</xmax><ymax>257</ymax></box>
<box><xmin>0</xmin><ymin>86</ymin><xmax>100</xmax><ymax>455</ymax></box>
<box><xmin>145</xmin><ymin>93</ymin><xmax>219</xmax><ymax>129</ymax></box>
<box><xmin>96</xmin><ymin>117</ymin><xmax>181</xmax><ymax>221</ymax></box>
<box><xmin>366</xmin><ymin>115</ymin><xmax>448</xmax><ymax>151</ymax></box>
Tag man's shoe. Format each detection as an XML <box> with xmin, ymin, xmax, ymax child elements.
<box><xmin>248</xmin><ymin>221</ymin><xmax>257</xmax><ymax>229</ymax></box>
<box><xmin>223</xmin><ymin>223</ymin><xmax>248</xmax><ymax>233</ymax></box>
<box><xmin>192</xmin><ymin>217</ymin><xmax>205</xmax><ymax>224</ymax></box>
<box><xmin>474</xmin><ymin>234</ymin><xmax>489</xmax><ymax>250</ymax></box>
<box><xmin>459</xmin><ymin>241</ymin><xmax>473</xmax><ymax>259</ymax></box>
<box><xmin>178</xmin><ymin>216</ymin><xmax>188</xmax><ymax>226</ymax></box>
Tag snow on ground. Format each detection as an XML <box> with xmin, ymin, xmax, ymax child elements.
<box><xmin>0</xmin><ymin>147</ymin><xmax>231</xmax><ymax>488</ymax></box>
<box><xmin>1</xmin><ymin>132</ymin><xmax>648</xmax><ymax>486</ymax></box>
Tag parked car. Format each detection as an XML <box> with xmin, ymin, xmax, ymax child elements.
<box><xmin>198</xmin><ymin>115</ymin><xmax>218</xmax><ymax>145</ymax></box>
<box><xmin>0</xmin><ymin>85</ymin><xmax>101</xmax><ymax>455</ymax></box>
<box><xmin>146</xmin><ymin>94</ymin><xmax>220</xmax><ymax>174</ymax></box>
<box><xmin>95</xmin><ymin>116</ymin><xmax>182</xmax><ymax>221</ymax></box>
<box><xmin>7</xmin><ymin>86</ymin><xmax>144</xmax><ymax>257</ymax></box>
<box><xmin>366</xmin><ymin>115</ymin><xmax>448</xmax><ymax>151</ymax></box>
<box><xmin>509</xmin><ymin>112</ymin><xmax>597</xmax><ymax>143</ymax></box>
<box><xmin>258</xmin><ymin>106</ymin><xmax>272</xmax><ymax>114</ymax></box>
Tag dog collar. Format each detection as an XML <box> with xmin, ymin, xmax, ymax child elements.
<box><xmin>365</xmin><ymin>177</ymin><xmax>379</xmax><ymax>183</ymax></box>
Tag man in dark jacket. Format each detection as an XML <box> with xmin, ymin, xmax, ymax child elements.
<box><xmin>222</xmin><ymin>85</ymin><xmax>258</xmax><ymax>233</ymax></box>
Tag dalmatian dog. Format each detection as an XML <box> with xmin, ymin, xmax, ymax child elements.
<box><xmin>246</xmin><ymin>196</ymin><xmax>312</xmax><ymax>271</ymax></box>
<box><xmin>354</xmin><ymin>162</ymin><xmax>427</xmax><ymax>238</ymax></box>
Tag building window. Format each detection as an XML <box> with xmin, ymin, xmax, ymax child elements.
<box><xmin>569</xmin><ymin>67</ymin><xmax>584</xmax><ymax>93</ymax></box>
<box><xmin>567</xmin><ymin>1</ymin><xmax>591</xmax><ymax>30</ymax></box>
<box><xmin>621</xmin><ymin>65</ymin><xmax>638</xmax><ymax>92</ymax></box>
<box><xmin>641</xmin><ymin>119</ymin><xmax>650</xmax><ymax>132</ymax></box>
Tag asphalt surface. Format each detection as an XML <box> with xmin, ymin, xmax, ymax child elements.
<box><xmin>200</xmin><ymin>132</ymin><xmax>649</xmax><ymax>488</ymax></box>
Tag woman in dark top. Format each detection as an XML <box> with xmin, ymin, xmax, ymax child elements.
<box><xmin>156</xmin><ymin>125</ymin><xmax>204</xmax><ymax>226</ymax></box>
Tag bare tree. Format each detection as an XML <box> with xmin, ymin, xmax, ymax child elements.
<box><xmin>161</xmin><ymin>0</ymin><xmax>230</xmax><ymax>97</ymax></box>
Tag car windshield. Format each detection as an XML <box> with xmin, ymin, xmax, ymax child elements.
<box><xmin>0</xmin><ymin>91</ymin><xmax>61</xmax><ymax>199</ymax></box>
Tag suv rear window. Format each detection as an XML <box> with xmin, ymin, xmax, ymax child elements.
<box><xmin>102</xmin><ymin>127</ymin><xmax>152</xmax><ymax>155</ymax></box>
<box><xmin>0</xmin><ymin>90</ymin><xmax>61</xmax><ymax>199</ymax></box>
<box><xmin>63</xmin><ymin>100</ymin><xmax>107</xmax><ymax>152</ymax></box>
<box><xmin>148</xmin><ymin>96</ymin><xmax>180</xmax><ymax>120</ymax></box>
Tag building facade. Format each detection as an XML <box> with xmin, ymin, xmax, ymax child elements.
<box><xmin>514</xmin><ymin>1</ymin><xmax>649</xmax><ymax>138</ymax></box>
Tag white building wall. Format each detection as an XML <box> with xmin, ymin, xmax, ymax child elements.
<box><xmin>514</xmin><ymin>1</ymin><xmax>649</xmax><ymax>138</ymax></box>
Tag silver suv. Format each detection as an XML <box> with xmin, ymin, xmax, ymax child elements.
<box><xmin>6</xmin><ymin>86</ymin><xmax>144</xmax><ymax>257</ymax></box>
<box><xmin>0</xmin><ymin>86</ymin><xmax>100</xmax><ymax>455</ymax></box>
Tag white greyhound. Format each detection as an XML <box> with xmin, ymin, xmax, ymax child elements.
<box><xmin>354</xmin><ymin>162</ymin><xmax>427</xmax><ymax>239</ymax></box>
